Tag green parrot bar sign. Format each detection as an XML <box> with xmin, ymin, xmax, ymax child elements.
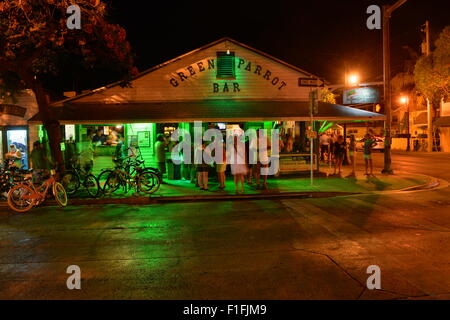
<box><xmin>168</xmin><ymin>52</ymin><xmax>288</xmax><ymax>93</ymax></box>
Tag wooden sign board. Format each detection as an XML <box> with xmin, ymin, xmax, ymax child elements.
<box><xmin>299</xmin><ymin>78</ymin><xmax>324</xmax><ymax>87</ymax></box>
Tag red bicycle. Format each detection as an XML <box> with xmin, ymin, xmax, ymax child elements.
<box><xmin>7</xmin><ymin>169</ymin><xmax>68</xmax><ymax>213</ymax></box>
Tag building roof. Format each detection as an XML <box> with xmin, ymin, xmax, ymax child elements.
<box><xmin>29</xmin><ymin>100</ymin><xmax>385</xmax><ymax>124</ymax></box>
<box><xmin>51</xmin><ymin>37</ymin><xmax>325</xmax><ymax>107</ymax></box>
<box><xmin>39</xmin><ymin>38</ymin><xmax>385</xmax><ymax>125</ymax></box>
<box><xmin>435</xmin><ymin>116</ymin><xmax>450</xmax><ymax>127</ymax></box>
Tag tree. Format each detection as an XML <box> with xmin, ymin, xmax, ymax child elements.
<box><xmin>0</xmin><ymin>0</ymin><xmax>137</xmax><ymax>168</ymax></box>
<box><xmin>414</xmin><ymin>26</ymin><xmax>450</xmax><ymax>107</ymax></box>
<box><xmin>319</xmin><ymin>88</ymin><xmax>336</xmax><ymax>104</ymax></box>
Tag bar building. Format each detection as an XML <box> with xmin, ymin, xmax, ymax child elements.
<box><xmin>30</xmin><ymin>38</ymin><xmax>384</xmax><ymax>176</ymax></box>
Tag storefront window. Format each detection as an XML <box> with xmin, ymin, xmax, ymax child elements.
<box><xmin>65</xmin><ymin>125</ymin><xmax>76</xmax><ymax>141</ymax></box>
<box><xmin>6</xmin><ymin>129</ymin><xmax>28</xmax><ymax>169</ymax></box>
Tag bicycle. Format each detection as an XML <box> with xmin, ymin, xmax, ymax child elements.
<box><xmin>61</xmin><ymin>159</ymin><xmax>100</xmax><ymax>198</ymax></box>
<box><xmin>103</xmin><ymin>161</ymin><xmax>161</xmax><ymax>196</ymax></box>
<box><xmin>7</xmin><ymin>169</ymin><xmax>68</xmax><ymax>213</ymax></box>
<box><xmin>1</xmin><ymin>160</ymin><xmax>28</xmax><ymax>199</ymax></box>
<box><xmin>124</xmin><ymin>146</ymin><xmax>163</xmax><ymax>180</ymax></box>
<box><xmin>97</xmin><ymin>147</ymin><xmax>162</xmax><ymax>194</ymax></box>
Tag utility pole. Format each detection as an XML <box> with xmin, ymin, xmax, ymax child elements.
<box><xmin>423</xmin><ymin>20</ymin><xmax>433</xmax><ymax>152</ymax></box>
<box><xmin>382</xmin><ymin>0</ymin><xmax>408</xmax><ymax>174</ymax></box>
<box><xmin>406</xmin><ymin>98</ymin><xmax>410</xmax><ymax>151</ymax></box>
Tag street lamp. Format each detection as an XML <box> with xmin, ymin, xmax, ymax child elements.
<box><xmin>400</xmin><ymin>95</ymin><xmax>410</xmax><ymax>151</ymax></box>
<box><xmin>382</xmin><ymin>0</ymin><xmax>408</xmax><ymax>174</ymax></box>
<box><xmin>399</xmin><ymin>96</ymin><xmax>408</xmax><ymax>105</ymax></box>
<box><xmin>348</xmin><ymin>74</ymin><xmax>359</xmax><ymax>86</ymax></box>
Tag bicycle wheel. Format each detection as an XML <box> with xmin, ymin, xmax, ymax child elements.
<box><xmin>84</xmin><ymin>174</ymin><xmax>100</xmax><ymax>198</ymax></box>
<box><xmin>97</xmin><ymin>169</ymin><xmax>113</xmax><ymax>193</ymax></box>
<box><xmin>104</xmin><ymin>172</ymin><xmax>121</xmax><ymax>196</ymax></box>
<box><xmin>138</xmin><ymin>171</ymin><xmax>161</xmax><ymax>194</ymax></box>
<box><xmin>7</xmin><ymin>184</ymin><xmax>35</xmax><ymax>213</ymax></box>
<box><xmin>61</xmin><ymin>171</ymin><xmax>80</xmax><ymax>195</ymax></box>
<box><xmin>52</xmin><ymin>182</ymin><xmax>68</xmax><ymax>207</ymax></box>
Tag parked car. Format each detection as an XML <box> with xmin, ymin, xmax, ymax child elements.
<box><xmin>356</xmin><ymin>137</ymin><xmax>385</xmax><ymax>152</ymax></box>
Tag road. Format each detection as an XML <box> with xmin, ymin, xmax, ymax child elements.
<box><xmin>1</xmin><ymin>151</ymin><xmax>450</xmax><ymax>299</ymax></box>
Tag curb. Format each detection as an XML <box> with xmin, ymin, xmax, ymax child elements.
<box><xmin>65</xmin><ymin>191</ymin><xmax>358</xmax><ymax>206</ymax></box>
<box><xmin>0</xmin><ymin>173</ymin><xmax>445</xmax><ymax>209</ymax></box>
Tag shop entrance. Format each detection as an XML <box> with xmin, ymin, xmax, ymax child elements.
<box><xmin>6</xmin><ymin>129</ymin><xmax>28</xmax><ymax>169</ymax></box>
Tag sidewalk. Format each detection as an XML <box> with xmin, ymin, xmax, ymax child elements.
<box><xmin>67</xmin><ymin>165</ymin><xmax>436</xmax><ymax>205</ymax></box>
<box><xmin>0</xmin><ymin>166</ymin><xmax>438</xmax><ymax>208</ymax></box>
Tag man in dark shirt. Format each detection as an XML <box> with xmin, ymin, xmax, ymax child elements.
<box><xmin>92</xmin><ymin>129</ymin><xmax>106</xmax><ymax>145</ymax></box>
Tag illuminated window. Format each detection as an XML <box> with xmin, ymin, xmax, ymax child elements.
<box><xmin>216</xmin><ymin>51</ymin><xmax>235</xmax><ymax>79</ymax></box>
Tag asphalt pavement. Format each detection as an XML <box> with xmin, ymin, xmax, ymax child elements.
<box><xmin>1</xmin><ymin>151</ymin><xmax>450</xmax><ymax>299</ymax></box>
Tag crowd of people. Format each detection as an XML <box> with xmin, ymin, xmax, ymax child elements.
<box><xmin>1</xmin><ymin>128</ymin><xmax>381</xmax><ymax>200</ymax></box>
<box><xmin>155</xmin><ymin>133</ymin><xmax>272</xmax><ymax>194</ymax></box>
<box><xmin>319</xmin><ymin>132</ymin><xmax>378</xmax><ymax>176</ymax></box>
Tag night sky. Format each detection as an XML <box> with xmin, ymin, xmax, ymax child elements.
<box><xmin>105</xmin><ymin>0</ymin><xmax>449</xmax><ymax>85</ymax></box>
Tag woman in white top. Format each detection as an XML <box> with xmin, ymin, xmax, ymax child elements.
<box><xmin>230</xmin><ymin>136</ymin><xmax>248</xmax><ymax>194</ymax></box>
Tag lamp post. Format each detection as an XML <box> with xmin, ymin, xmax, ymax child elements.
<box><xmin>342</xmin><ymin>73</ymin><xmax>359</xmax><ymax>165</ymax></box>
<box><xmin>400</xmin><ymin>96</ymin><xmax>410</xmax><ymax>151</ymax></box>
<box><xmin>382</xmin><ymin>0</ymin><xmax>408</xmax><ymax>174</ymax></box>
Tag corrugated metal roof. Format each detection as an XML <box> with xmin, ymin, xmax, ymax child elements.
<box><xmin>29</xmin><ymin>100</ymin><xmax>385</xmax><ymax>124</ymax></box>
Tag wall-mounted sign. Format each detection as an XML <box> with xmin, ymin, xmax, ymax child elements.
<box><xmin>137</xmin><ymin>131</ymin><xmax>150</xmax><ymax>147</ymax></box>
<box><xmin>344</xmin><ymin>87</ymin><xmax>380</xmax><ymax>104</ymax></box>
<box><xmin>299</xmin><ymin>78</ymin><xmax>325</xmax><ymax>87</ymax></box>
<box><xmin>0</xmin><ymin>104</ymin><xmax>27</xmax><ymax>117</ymax></box>
<box><xmin>168</xmin><ymin>56</ymin><xmax>288</xmax><ymax>93</ymax></box>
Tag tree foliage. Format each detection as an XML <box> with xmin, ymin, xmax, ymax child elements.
<box><xmin>414</xmin><ymin>26</ymin><xmax>450</xmax><ymax>104</ymax></box>
<box><xmin>319</xmin><ymin>88</ymin><xmax>336</xmax><ymax>104</ymax></box>
<box><xmin>0</xmin><ymin>0</ymin><xmax>137</xmax><ymax>167</ymax></box>
<box><xmin>0</xmin><ymin>0</ymin><xmax>137</xmax><ymax>97</ymax></box>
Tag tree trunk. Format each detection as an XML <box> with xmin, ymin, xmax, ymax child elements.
<box><xmin>32</xmin><ymin>82</ymin><xmax>64</xmax><ymax>171</ymax></box>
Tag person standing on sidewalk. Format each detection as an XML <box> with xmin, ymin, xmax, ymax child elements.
<box><xmin>230</xmin><ymin>136</ymin><xmax>248</xmax><ymax>194</ymax></box>
<box><xmin>80</xmin><ymin>136</ymin><xmax>95</xmax><ymax>174</ymax></box>
<box><xmin>329</xmin><ymin>133</ymin><xmax>337</xmax><ymax>165</ymax></box>
<box><xmin>155</xmin><ymin>134</ymin><xmax>168</xmax><ymax>184</ymax></box>
<box><xmin>245</xmin><ymin>137</ymin><xmax>253</xmax><ymax>185</ymax></box>
<box><xmin>30</xmin><ymin>141</ymin><xmax>51</xmax><ymax>184</ymax></box>
<box><xmin>333</xmin><ymin>135</ymin><xmax>346</xmax><ymax>176</ymax></box>
<box><xmin>254</xmin><ymin>130</ymin><xmax>269</xmax><ymax>190</ymax></box>
<box><xmin>348</xmin><ymin>135</ymin><xmax>357</xmax><ymax>176</ymax></box>
<box><xmin>197</xmin><ymin>142</ymin><xmax>210</xmax><ymax>191</ymax></box>
<box><xmin>363</xmin><ymin>133</ymin><xmax>377</xmax><ymax>176</ymax></box>
<box><xmin>216</xmin><ymin>144</ymin><xmax>227</xmax><ymax>190</ymax></box>
<box><xmin>319</xmin><ymin>133</ymin><xmax>330</xmax><ymax>162</ymax></box>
